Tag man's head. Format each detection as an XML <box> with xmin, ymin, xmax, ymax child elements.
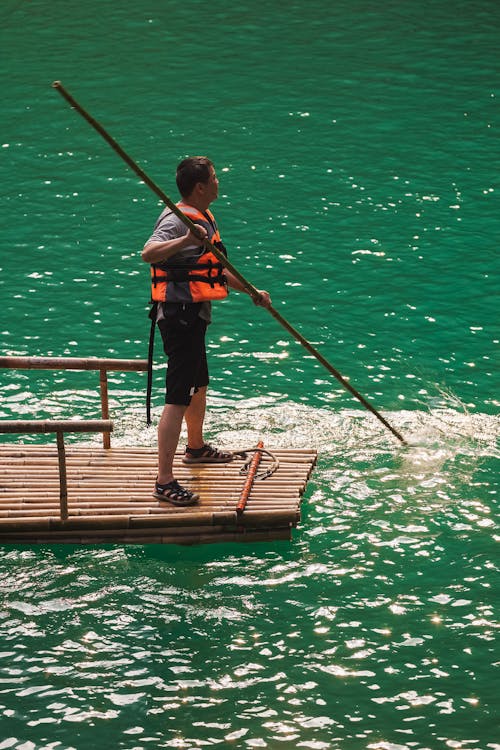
<box><xmin>176</xmin><ymin>156</ymin><xmax>218</xmax><ymax>205</ymax></box>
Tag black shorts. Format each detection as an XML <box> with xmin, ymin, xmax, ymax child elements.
<box><xmin>157</xmin><ymin>303</ymin><xmax>209</xmax><ymax>406</ymax></box>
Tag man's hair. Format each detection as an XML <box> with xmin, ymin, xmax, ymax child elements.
<box><xmin>176</xmin><ymin>156</ymin><xmax>214</xmax><ymax>198</ymax></box>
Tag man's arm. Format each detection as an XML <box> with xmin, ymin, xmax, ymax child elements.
<box><xmin>141</xmin><ymin>226</ymin><xmax>207</xmax><ymax>264</ymax></box>
<box><xmin>225</xmin><ymin>270</ymin><xmax>272</xmax><ymax>309</ymax></box>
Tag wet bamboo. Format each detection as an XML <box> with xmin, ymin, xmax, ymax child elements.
<box><xmin>0</xmin><ymin>509</ymin><xmax>298</xmax><ymax>531</ymax></box>
<box><xmin>52</xmin><ymin>80</ymin><xmax>407</xmax><ymax>447</ymax></box>
<box><xmin>0</xmin><ymin>528</ymin><xmax>293</xmax><ymax>545</ymax></box>
<box><xmin>0</xmin><ymin>509</ymin><xmax>300</xmax><ymax>523</ymax></box>
<box><xmin>0</xmin><ymin>502</ymin><xmax>300</xmax><ymax>526</ymax></box>
<box><xmin>0</xmin><ymin>524</ymin><xmax>297</xmax><ymax>540</ymax></box>
<box><xmin>0</xmin><ymin>527</ymin><xmax>293</xmax><ymax>538</ymax></box>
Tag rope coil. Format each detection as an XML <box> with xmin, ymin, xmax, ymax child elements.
<box><xmin>234</xmin><ymin>447</ymin><xmax>280</xmax><ymax>481</ymax></box>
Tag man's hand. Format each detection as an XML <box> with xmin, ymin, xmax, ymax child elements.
<box><xmin>185</xmin><ymin>225</ymin><xmax>207</xmax><ymax>245</ymax></box>
<box><xmin>253</xmin><ymin>289</ymin><xmax>272</xmax><ymax>309</ymax></box>
<box><xmin>224</xmin><ymin>272</ymin><xmax>272</xmax><ymax>308</ymax></box>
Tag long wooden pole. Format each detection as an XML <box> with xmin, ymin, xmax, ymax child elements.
<box><xmin>52</xmin><ymin>81</ymin><xmax>407</xmax><ymax>446</ymax></box>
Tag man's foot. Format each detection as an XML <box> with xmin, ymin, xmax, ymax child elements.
<box><xmin>182</xmin><ymin>443</ymin><xmax>234</xmax><ymax>464</ymax></box>
<box><xmin>153</xmin><ymin>479</ymin><xmax>199</xmax><ymax>506</ymax></box>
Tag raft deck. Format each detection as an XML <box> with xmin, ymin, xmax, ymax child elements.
<box><xmin>0</xmin><ymin>444</ymin><xmax>317</xmax><ymax>545</ymax></box>
<box><xmin>0</xmin><ymin>356</ymin><xmax>316</xmax><ymax>545</ymax></box>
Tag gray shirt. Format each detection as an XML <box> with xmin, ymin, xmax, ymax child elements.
<box><xmin>147</xmin><ymin>208</ymin><xmax>212</xmax><ymax>323</ymax></box>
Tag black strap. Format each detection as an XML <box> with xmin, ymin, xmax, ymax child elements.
<box><xmin>146</xmin><ymin>302</ymin><xmax>157</xmax><ymax>426</ymax></box>
<box><xmin>184</xmin><ymin>272</ymin><xmax>227</xmax><ymax>287</ymax></box>
<box><xmin>155</xmin><ymin>260</ymin><xmax>224</xmax><ymax>273</ymax></box>
<box><xmin>155</xmin><ymin>266</ymin><xmax>226</xmax><ymax>287</ymax></box>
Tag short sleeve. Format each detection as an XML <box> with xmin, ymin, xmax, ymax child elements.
<box><xmin>146</xmin><ymin>210</ymin><xmax>185</xmax><ymax>245</ymax></box>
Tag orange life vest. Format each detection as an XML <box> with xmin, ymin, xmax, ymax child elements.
<box><xmin>150</xmin><ymin>203</ymin><xmax>228</xmax><ymax>304</ymax></box>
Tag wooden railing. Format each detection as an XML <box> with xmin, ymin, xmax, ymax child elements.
<box><xmin>0</xmin><ymin>356</ymin><xmax>148</xmax><ymax>448</ymax></box>
<box><xmin>0</xmin><ymin>419</ymin><xmax>113</xmax><ymax>520</ymax></box>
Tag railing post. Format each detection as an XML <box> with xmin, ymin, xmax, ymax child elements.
<box><xmin>0</xmin><ymin>419</ymin><xmax>113</xmax><ymax>523</ymax></box>
<box><xmin>0</xmin><ymin>358</ymin><xmax>148</xmax><ymax>449</ymax></box>
<box><xmin>99</xmin><ymin>368</ymin><xmax>110</xmax><ymax>448</ymax></box>
<box><xmin>56</xmin><ymin>429</ymin><xmax>69</xmax><ymax>521</ymax></box>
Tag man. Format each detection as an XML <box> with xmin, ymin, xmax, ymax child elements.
<box><xmin>142</xmin><ymin>156</ymin><xmax>271</xmax><ymax>506</ymax></box>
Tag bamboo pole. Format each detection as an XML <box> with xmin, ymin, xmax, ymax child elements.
<box><xmin>99</xmin><ymin>368</ymin><xmax>110</xmax><ymax>448</ymax></box>
<box><xmin>0</xmin><ymin>527</ymin><xmax>293</xmax><ymax>545</ymax></box>
<box><xmin>0</xmin><ymin>488</ymin><xmax>303</xmax><ymax>499</ymax></box>
<box><xmin>0</xmin><ymin>502</ymin><xmax>300</xmax><ymax>514</ymax></box>
<box><xmin>51</xmin><ymin>80</ymin><xmax>407</xmax><ymax>447</ymax></box>
<box><xmin>0</xmin><ymin>444</ymin><xmax>316</xmax><ymax>453</ymax></box>
<box><xmin>0</xmin><ymin>356</ymin><xmax>147</xmax><ymax>371</ymax></box>
<box><xmin>0</xmin><ymin>472</ymin><xmax>306</xmax><ymax>484</ymax></box>
<box><xmin>0</xmin><ymin>472</ymin><xmax>307</xmax><ymax>483</ymax></box>
<box><xmin>0</xmin><ymin>478</ymin><xmax>310</xmax><ymax>489</ymax></box>
<box><xmin>0</xmin><ymin>508</ymin><xmax>299</xmax><ymax>531</ymax></box>
<box><xmin>0</xmin><ymin>448</ymin><xmax>317</xmax><ymax>464</ymax></box>
<box><xmin>237</xmin><ymin>441</ymin><xmax>264</xmax><ymax>516</ymax></box>
<box><xmin>0</xmin><ymin>524</ymin><xmax>295</xmax><ymax>538</ymax></box>
<box><xmin>0</xmin><ymin>420</ymin><xmax>113</xmax><ymax>434</ymax></box>
<box><xmin>56</xmin><ymin>431</ymin><xmax>68</xmax><ymax>520</ymax></box>
<box><xmin>0</xmin><ymin>447</ymin><xmax>317</xmax><ymax>460</ymax></box>
<box><xmin>0</xmin><ymin>477</ymin><xmax>306</xmax><ymax>491</ymax></box>
<box><xmin>0</xmin><ymin>454</ymin><xmax>311</xmax><ymax>467</ymax></box>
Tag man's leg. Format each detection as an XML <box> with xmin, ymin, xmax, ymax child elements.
<box><xmin>157</xmin><ymin>402</ymin><xmax>187</xmax><ymax>484</ymax></box>
<box><xmin>184</xmin><ymin>385</ymin><xmax>207</xmax><ymax>450</ymax></box>
<box><xmin>182</xmin><ymin>384</ymin><xmax>233</xmax><ymax>464</ymax></box>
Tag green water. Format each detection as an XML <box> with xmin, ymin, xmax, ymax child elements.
<box><xmin>1</xmin><ymin>1</ymin><xmax>499</xmax><ymax>748</ymax></box>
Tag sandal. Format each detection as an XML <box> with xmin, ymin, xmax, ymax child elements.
<box><xmin>182</xmin><ymin>443</ymin><xmax>234</xmax><ymax>465</ymax></box>
<box><xmin>153</xmin><ymin>479</ymin><xmax>199</xmax><ymax>506</ymax></box>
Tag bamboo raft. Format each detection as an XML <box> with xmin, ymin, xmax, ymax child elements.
<box><xmin>0</xmin><ymin>356</ymin><xmax>316</xmax><ymax>545</ymax></box>
<box><xmin>0</xmin><ymin>443</ymin><xmax>316</xmax><ymax>545</ymax></box>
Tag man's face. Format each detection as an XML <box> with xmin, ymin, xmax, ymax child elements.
<box><xmin>202</xmin><ymin>166</ymin><xmax>219</xmax><ymax>203</ymax></box>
